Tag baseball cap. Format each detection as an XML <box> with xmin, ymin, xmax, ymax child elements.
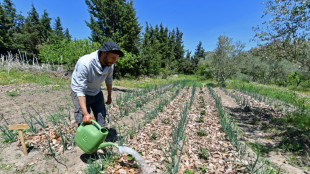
<box><xmin>99</xmin><ymin>41</ymin><xmax>124</xmax><ymax>57</ymax></box>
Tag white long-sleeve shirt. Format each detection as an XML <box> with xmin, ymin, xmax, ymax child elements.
<box><xmin>71</xmin><ymin>50</ymin><xmax>113</xmax><ymax>97</ymax></box>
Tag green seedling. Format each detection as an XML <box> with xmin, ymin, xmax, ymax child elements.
<box><xmin>196</xmin><ymin>116</ymin><xmax>204</xmax><ymax>123</ymax></box>
<box><xmin>184</xmin><ymin>169</ymin><xmax>193</xmax><ymax>174</ymax></box>
<box><xmin>200</xmin><ymin>110</ymin><xmax>206</xmax><ymax>116</ymax></box>
<box><xmin>198</xmin><ymin>148</ymin><xmax>209</xmax><ymax>161</ymax></box>
<box><xmin>6</xmin><ymin>89</ymin><xmax>20</xmax><ymax>97</ymax></box>
<box><xmin>200</xmin><ymin>165</ymin><xmax>208</xmax><ymax>173</ymax></box>
<box><xmin>161</xmin><ymin>118</ymin><xmax>170</xmax><ymax>124</ymax></box>
<box><xmin>127</xmin><ymin>154</ymin><xmax>134</xmax><ymax>160</ymax></box>
<box><xmin>197</xmin><ymin>130</ymin><xmax>207</xmax><ymax>136</ymax></box>
<box><xmin>200</xmin><ymin>103</ymin><xmax>206</xmax><ymax>108</ymax></box>
<box><xmin>128</xmin><ymin>127</ymin><xmax>135</xmax><ymax>139</ymax></box>
<box><xmin>150</xmin><ymin>132</ymin><xmax>157</xmax><ymax>140</ymax></box>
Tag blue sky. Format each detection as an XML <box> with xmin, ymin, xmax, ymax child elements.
<box><xmin>10</xmin><ymin>0</ymin><xmax>266</xmax><ymax>53</ymax></box>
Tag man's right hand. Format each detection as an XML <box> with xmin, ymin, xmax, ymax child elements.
<box><xmin>83</xmin><ymin>113</ymin><xmax>95</xmax><ymax>124</ymax></box>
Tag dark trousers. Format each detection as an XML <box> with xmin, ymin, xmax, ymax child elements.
<box><xmin>71</xmin><ymin>91</ymin><xmax>106</xmax><ymax>126</ymax></box>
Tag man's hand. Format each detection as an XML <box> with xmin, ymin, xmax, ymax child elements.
<box><xmin>106</xmin><ymin>95</ymin><xmax>112</xmax><ymax>105</ymax></box>
<box><xmin>83</xmin><ymin>113</ymin><xmax>95</xmax><ymax>124</ymax></box>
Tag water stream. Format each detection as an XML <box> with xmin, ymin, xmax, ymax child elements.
<box><xmin>116</xmin><ymin>145</ymin><xmax>152</xmax><ymax>174</ymax></box>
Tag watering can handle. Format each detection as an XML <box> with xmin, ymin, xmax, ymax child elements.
<box><xmin>80</xmin><ymin>120</ymin><xmax>102</xmax><ymax>129</ymax></box>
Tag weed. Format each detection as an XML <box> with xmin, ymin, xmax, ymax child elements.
<box><xmin>127</xmin><ymin>154</ymin><xmax>134</xmax><ymax>160</ymax></box>
<box><xmin>200</xmin><ymin>165</ymin><xmax>208</xmax><ymax>173</ymax></box>
<box><xmin>196</xmin><ymin>116</ymin><xmax>204</xmax><ymax>123</ymax></box>
<box><xmin>200</xmin><ymin>103</ymin><xmax>206</xmax><ymax>108</ymax></box>
<box><xmin>150</xmin><ymin>132</ymin><xmax>157</xmax><ymax>140</ymax></box>
<box><xmin>184</xmin><ymin>169</ymin><xmax>193</xmax><ymax>174</ymax></box>
<box><xmin>6</xmin><ymin>89</ymin><xmax>20</xmax><ymax>97</ymax></box>
<box><xmin>200</xmin><ymin>110</ymin><xmax>206</xmax><ymax>116</ymax></box>
<box><xmin>161</xmin><ymin>118</ymin><xmax>170</xmax><ymax>124</ymax></box>
<box><xmin>132</xmin><ymin>163</ymin><xmax>139</xmax><ymax>168</ymax></box>
<box><xmin>0</xmin><ymin>164</ymin><xmax>7</xmax><ymax>169</ymax></box>
<box><xmin>248</xmin><ymin>142</ymin><xmax>272</xmax><ymax>155</ymax></box>
<box><xmin>198</xmin><ymin>148</ymin><xmax>209</xmax><ymax>161</ymax></box>
<box><xmin>128</xmin><ymin>127</ymin><xmax>135</xmax><ymax>139</ymax></box>
<box><xmin>197</xmin><ymin>130</ymin><xmax>207</xmax><ymax>136</ymax></box>
<box><xmin>199</xmin><ymin>96</ymin><xmax>204</xmax><ymax>100</ymax></box>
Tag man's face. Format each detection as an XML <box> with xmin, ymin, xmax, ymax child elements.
<box><xmin>103</xmin><ymin>52</ymin><xmax>119</xmax><ymax>66</ymax></box>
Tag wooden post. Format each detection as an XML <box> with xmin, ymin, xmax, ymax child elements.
<box><xmin>9</xmin><ymin>124</ymin><xmax>29</xmax><ymax>155</ymax></box>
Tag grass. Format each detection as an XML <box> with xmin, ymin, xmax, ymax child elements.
<box><xmin>6</xmin><ymin>89</ymin><xmax>20</xmax><ymax>97</ymax></box>
<box><xmin>0</xmin><ymin>69</ymin><xmax>69</xmax><ymax>86</ymax></box>
<box><xmin>198</xmin><ymin>148</ymin><xmax>209</xmax><ymax>161</ymax></box>
<box><xmin>227</xmin><ymin>80</ymin><xmax>310</xmax><ymax>111</ymax></box>
<box><xmin>247</xmin><ymin>142</ymin><xmax>273</xmax><ymax>155</ymax></box>
<box><xmin>113</xmin><ymin>74</ymin><xmax>214</xmax><ymax>88</ymax></box>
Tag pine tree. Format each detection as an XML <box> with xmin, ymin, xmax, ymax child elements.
<box><xmin>193</xmin><ymin>41</ymin><xmax>205</xmax><ymax>66</ymax></box>
<box><xmin>40</xmin><ymin>9</ymin><xmax>51</xmax><ymax>43</ymax></box>
<box><xmin>167</xmin><ymin>29</ymin><xmax>176</xmax><ymax>72</ymax></box>
<box><xmin>85</xmin><ymin>0</ymin><xmax>141</xmax><ymax>54</ymax></box>
<box><xmin>140</xmin><ymin>24</ymin><xmax>161</xmax><ymax>75</ymax></box>
<box><xmin>158</xmin><ymin>24</ymin><xmax>169</xmax><ymax>68</ymax></box>
<box><xmin>0</xmin><ymin>4</ymin><xmax>8</xmax><ymax>52</ymax></box>
<box><xmin>174</xmin><ymin>27</ymin><xmax>185</xmax><ymax>72</ymax></box>
<box><xmin>64</xmin><ymin>28</ymin><xmax>71</xmax><ymax>41</ymax></box>
<box><xmin>0</xmin><ymin>0</ymin><xmax>18</xmax><ymax>52</ymax></box>
<box><xmin>53</xmin><ymin>16</ymin><xmax>64</xmax><ymax>39</ymax></box>
<box><xmin>20</xmin><ymin>4</ymin><xmax>41</xmax><ymax>54</ymax></box>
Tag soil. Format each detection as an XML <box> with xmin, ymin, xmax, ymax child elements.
<box><xmin>1</xmin><ymin>82</ymin><xmax>308</xmax><ymax>173</ymax></box>
<box><xmin>214</xmin><ymin>87</ymin><xmax>309</xmax><ymax>174</ymax></box>
<box><xmin>0</xmin><ymin>83</ymin><xmax>131</xmax><ymax>174</ymax></box>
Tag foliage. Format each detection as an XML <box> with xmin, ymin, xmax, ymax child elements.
<box><xmin>85</xmin><ymin>0</ymin><xmax>141</xmax><ymax>54</ymax></box>
<box><xmin>254</xmin><ymin>0</ymin><xmax>310</xmax><ymax>69</ymax></box>
<box><xmin>211</xmin><ymin>35</ymin><xmax>246</xmax><ymax>86</ymax></box>
<box><xmin>193</xmin><ymin>41</ymin><xmax>205</xmax><ymax>67</ymax></box>
<box><xmin>228</xmin><ymin>80</ymin><xmax>310</xmax><ymax>111</ymax></box>
<box><xmin>0</xmin><ymin>69</ymin><xmax>69</xmax><ymax>85</ymax></box>
<box><xmin>139</xmin><ymin>24</ymin><xmax>187</xmax><ymax>76</ymax></box>
<box><xmin>0</xmin><ymin>0</ymin><xmax>70</xmax><ymax>56</ymax></box>
<box><xmin>0</xmin><ymin>124</ymin><xmax>17</xmax><ymax>143</ymax></box>
<box><xmin>114</xmin><ymin>50</ymin><xmax>139</xmax><ymax>78</ymax></box>
<box><xmin>39</xmin><ymin>39</ymin><xmax>100</xmax><ymax>71</ymax></box>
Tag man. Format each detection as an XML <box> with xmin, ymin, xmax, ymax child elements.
<box><xmin>71</xmin><ymin>41</ymin><xmax>124</xmax><ymax>127</ymax></box>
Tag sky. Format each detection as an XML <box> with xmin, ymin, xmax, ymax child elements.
<box><xmin>9</xmin><ymin>0</ymin><xmax>266</xmax><ymax>54</ymax></box>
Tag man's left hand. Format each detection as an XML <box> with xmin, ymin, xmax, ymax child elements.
<box><xmin>106</xmin><ymin>96</ymin><xmax>112</xmax><ymax>105</ymax></box>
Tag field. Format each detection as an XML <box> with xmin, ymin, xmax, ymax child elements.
<box><xmin>0</xmin><ymin>71</ymin><xmax>309</xmax><ymax>174</ymax></box>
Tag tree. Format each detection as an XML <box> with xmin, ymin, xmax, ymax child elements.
<box><xmin>40</xmin><ymin>9</ymin><xmax>52</xmax><ymax>43</ymax></box>
<box><xmin>174</xmin><ymin>27</ymin><xmax>185</xmax><ymax>73</ymax></box>
<box><xmin>139</xmin><ymin>24</ymin><xmax>161</xmax><ymax>76</ymax></box>
<box><xmin>193</xmin><ymin>41</ymin><xmax>205</xmax><ymax>67</ymax></box>
<box><xmin>0</xmin><ymin>0</ymin><xmax>18</xmax><ymax>52</ymax></box>
<box><xmin>254</xmin><ymin>0</ymin><xmax>310</xmax><ymax>70</ymax></box>
<box><xmin>53</xmin><ymin>16</ymin><xmax>64</xmax><ymax>39</ymax></box>
<box><xmin>85</xmin><ymin>0</ymin><xmax>141</xmax><ymax>54</ymax></box>
<box><xmin>180</xmin><ymin>50</ymin><xmax>195</xmax><ymax>74</ymax></box>
<box><xmin>212</xmin><ymin>35</ymin><xmax>238</xmax><ymax>86</ymax></box>
<box><xmin>64</xmin><ymin>28</ymin><xmax>71</xmax><ymax>41</ymax></box>
<box><xmin>19</xmin><ymin>4</ymin><xmax>41</xmax><ymax>55</ymax></box>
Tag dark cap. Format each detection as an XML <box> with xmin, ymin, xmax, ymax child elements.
<box><xmin>99</xmin><ymin>41</ymin><xmax>124</xmax><ymax>57</ymax></box>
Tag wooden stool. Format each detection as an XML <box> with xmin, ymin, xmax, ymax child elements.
<box><xmin>9</xmin><ymin>124</ymin><xmax>29</xmax><ymax>155</ymax></box>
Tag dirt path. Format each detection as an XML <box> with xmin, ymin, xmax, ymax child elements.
<box><xmin>214</xmin><ymin>87</ymin><xmax>307</xmax><ymax>174</ymax></box>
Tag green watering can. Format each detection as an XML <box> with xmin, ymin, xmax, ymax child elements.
<box><xmin>74</xmin><ymin>120</ymin><xmax>117</xmax><ymax>154</ymax></box>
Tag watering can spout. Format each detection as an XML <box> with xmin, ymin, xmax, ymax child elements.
<box><xmin>98</xmin><ymin>142</ymin><xmax>118</xmax><ymax>149</ymax></box>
